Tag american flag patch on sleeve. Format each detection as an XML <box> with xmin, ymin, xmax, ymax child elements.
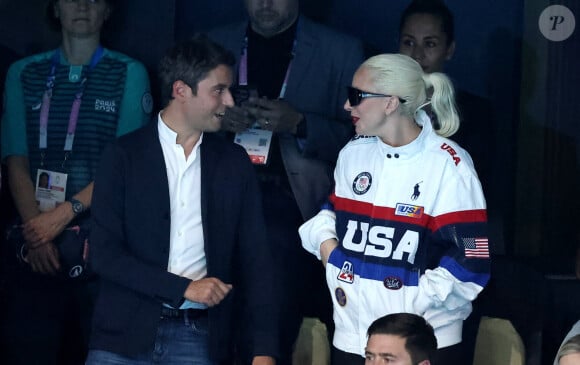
<box><xmin>462</xmin><ymin>237</ymin><xmax>489</xmax><ymax>258</ymax></box>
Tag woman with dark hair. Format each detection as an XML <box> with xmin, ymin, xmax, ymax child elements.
<box><xmin>0</xmin><ymin>0</ymin><xmax>151</xmax><ymax>363</ymax></box>
<box><xmin>398</xmin><ymin>0</ymin><xmax>495</xmax><ymax>211</ymax></box>
<box><xmin>398</xmin><ymin>0</ymin><xmax>455</xmax><ymax>75</ymax></box>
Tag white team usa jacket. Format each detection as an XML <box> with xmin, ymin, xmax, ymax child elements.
<box><xmin>299</xmin><ymin>111</ymin><xmax>491</xmax><ymax>356</ymax></box>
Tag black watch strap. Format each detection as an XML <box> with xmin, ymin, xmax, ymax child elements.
<box><xmin>69</xmin><ymin>198</ymin><xmax>84</xmax><ymax>215</ymax></box>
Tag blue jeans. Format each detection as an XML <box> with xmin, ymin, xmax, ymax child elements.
<box><xmin>85</xmin><ymin>313</ymin><xmax>214</xmax><ymax>365</ymax></box>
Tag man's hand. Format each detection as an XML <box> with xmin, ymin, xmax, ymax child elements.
<box><xmin>245</xmin><ymin>97</ymin><xmax>303</xmax><ymax>134</ymax></box>
<box><xmin>252</xmin><ymin>355</ymin><xmax>276</xmax><ymax>365</ymax></box>
<box><xmin>22</xmin><ymin>203</ymin><xmax>73</xmax><ymax>248</ymax></box>
<box><xmin>184</xmin><ymin>277</ymin><xmax>233</xmax><ymax>307</ymax></box>
<box><xmin>221</xmin><ymin>105</ymin><xmax>254</xmax><ymax>133</ymax></box>
<box><xmin>24</xmin><ymin>242</ymin><xmax>61</xmax><ymax>275</ymax></box>
<box><xmin>320</xmin><ymin>238</ymin><xmax>339</xmax><ymax>267</ymax></box>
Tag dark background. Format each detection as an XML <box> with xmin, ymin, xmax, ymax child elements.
<box><xmin>1</xmin><ymin>0</ymin><xmax>579</xmax><ymax>363</ymax></box>
<box><xmin>0</xmin><ymin>0</ymin><xmax>526</xmax><ymax>255</ymax></box>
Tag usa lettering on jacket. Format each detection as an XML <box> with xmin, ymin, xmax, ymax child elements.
<box><xmin>342</xmin><ymin>220</ymin><xmax>419</xmax><ymax>263</ymax></box>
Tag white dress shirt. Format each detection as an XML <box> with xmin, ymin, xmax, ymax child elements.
<box><xmin>158</xmin><ymin>114</ymin><xmax>207</xmax><ymax>308</ymax></box>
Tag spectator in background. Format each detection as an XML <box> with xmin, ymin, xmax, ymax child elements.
<box><xmin>0</xmin><ymin>41</ymin><xmax>20</xmax><ymax>226</ymax></box>
<box><xmin>0</xmin><ymin>41</ymin><xmax>20</xmax><ymax>364</ymax></box>
<box><xmin>0</xmin><ymin>44</ymin><xmax>19</xmax><ymax>193</ymax></box>
<box><xmin>0</xmin><ymin>0</ymin><xmax>151</xmax><ymax>363</ymax></box>
<box><xmin>0</xmin><ymin>43</ymin><xmax>20</xmax><ymax>245</ymax></box>
<box><xmin>398</xmin><ymin>0</ymin><xmax>495</xmax><ymax>206</ymax></box>
<box><xmin>299</xmin><ymin>53</ymin><xmax>490</xmax><ymax>365</ymax></box>
<box><xmin>365</xmin><ymin>313</ymin><xmax>437</xmax><ymax>365</ymax></box>
<box><xmin>206</xmin><ymin>0</ymin><xmax>364</xmax><ymax>363</ymax></box>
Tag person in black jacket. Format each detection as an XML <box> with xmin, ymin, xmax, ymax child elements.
<box><xmin>86</xmin><ymin>34</ymin><xmax>278</xmax><ymax>365</ymax></box>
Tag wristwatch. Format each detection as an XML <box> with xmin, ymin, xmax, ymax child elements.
<box><xmin>69</xmin><ymin>198</ymin><xmax>84</xmax><ymax>215</ymax></box>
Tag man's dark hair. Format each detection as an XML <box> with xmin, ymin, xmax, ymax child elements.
<box><xmin>367</xmin><ymin>313</ymin><xmax>437</xmax><ymax>364</ymax></box>
<box><xmin>158</xmin><ymin>33</ymin><xmax>235</xmax><ymax>108</ymax></box>
<box><xmin>399</xmin><ymin>0</ymin><xmax>455</xmax><ymax>45</ymax></box>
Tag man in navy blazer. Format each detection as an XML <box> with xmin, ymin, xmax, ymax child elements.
<box><xmin>86</xmin><ymin>35</ymin><xmax>277</xmax><ymax>365</ymax></box>
<box><xmin>209</xmin><ymin>5</ymin><xmax>364</xmax><ymax>220</ymax></box>
<box><xmin>206</xmin><ymin>1</ymin><xmax>364</xmax><ymax>363</ymax></box>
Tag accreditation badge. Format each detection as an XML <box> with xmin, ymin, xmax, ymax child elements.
<box><xmin>35</xmin><ymin>169</ymin><xmax>67</xmax><ymax>212</ymax></box>
<box><xmin>234</xmin><ymin>127</ymin><xmax>273</xmax><ymax>165</ymax></box>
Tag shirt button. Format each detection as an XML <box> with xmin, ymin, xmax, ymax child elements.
<box><xmin>178</xmin><ymin>231</ymin><xmax>182</xmax><ymax>237</ymax></box>
<box><xmin>386</xmin><ymin>154</ymin><xmax>392</xmax><ymax>158</ymax></box>
<box><xmin>394</xmin><ymin>153</ymin><xmax>400</xmax><ymax>158</ymax></box>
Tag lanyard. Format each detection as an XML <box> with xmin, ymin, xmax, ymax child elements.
<box><xmin>238</xmin><ymin>22</ymin><xmax>298</xmax><ymax>99</ymax></box>
<box><xmin>39</xmin><ymin>46</ymin><xmax>104</xmax><ymax>159</ymax></box>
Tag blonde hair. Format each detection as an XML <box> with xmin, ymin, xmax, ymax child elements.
<box><xmin>362</xmin><ymin>54</ymin><xmax>459</xmax><ymax>137</ymax></box>
<box><xmin>558</xmin><ymin>335</ymin><xmax>580</xmax><ymax>364</ymax></box>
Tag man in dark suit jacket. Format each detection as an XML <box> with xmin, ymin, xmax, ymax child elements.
<box><xmin>86</xmin><ymin>35</ymin><xmax>277</xmax><ymax>365</ymax></box>
<box><xmin>206</xmin><ymin>1</ymin><xmax>364</xmax><ymax>363</ymax></box>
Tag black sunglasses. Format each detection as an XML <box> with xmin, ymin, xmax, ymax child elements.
<box><xmin>347</xmin><ymin>86</ymin><xmax>406</xmax><ymax>106</ymax></box>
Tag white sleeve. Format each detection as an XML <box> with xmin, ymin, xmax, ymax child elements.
<box><xmin>298</xmin><ymin>209</ymin><xmax>337</xmax><ymax>261</ymax></box>
<box><xmin>415</xmin><ymin>267</ymin><xmax>484</xmax><ymax>314</ymax></box>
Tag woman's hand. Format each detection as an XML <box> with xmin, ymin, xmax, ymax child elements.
<box><xmin>320</xmin><ymin>238</ymin><xmax>339</xmax><ymax>267</ymax></box>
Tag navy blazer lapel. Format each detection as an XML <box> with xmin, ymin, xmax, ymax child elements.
<box><xmin>199</xmin><ymin>134</ymin><xmax>220</xmax><ymax>265</ymax></box>
<box><xmin>286</xmin><ymin>16</ymin><xmax>317</xmax><ymax>99</ymax></box>
<box><xmin>142</xmin><ymin>121</ymin><xmax>171</xmax><ymax>230</ymax></box>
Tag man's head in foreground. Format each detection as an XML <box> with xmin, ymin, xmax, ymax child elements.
<box><xmin>365</xmin><ymin>313</ymin><xmax>437</xmax><ymax>365</ymax></box>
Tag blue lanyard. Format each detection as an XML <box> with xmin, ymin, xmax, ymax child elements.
<box><xmin>38</xmin><ymin>46</ymin><xmax>104</xmax><ymax>162</ymax></box>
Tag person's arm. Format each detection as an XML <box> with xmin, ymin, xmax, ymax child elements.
<box><xmin>1</xmin><ymin>57</ymin><xmax>56</xmax><ymax>273</ymax></box>
<box><xmin>2</xmin><ymin>59</ymin><xmax>32</xmax><ymax>221</ymax></box>
<box><xmin>21</xmin><ymin>181</ymin><xmax>93</xmax><ymax>247</ymax></box>
<box><xmin>414</xmin><ymin>172</ymin><xmax>490</xmax><ymax>327</ymax></box>
<box><xmin>243</xmin><ymin>97</ymin><xmax>303</xmax><ymax>134</ymax></box>
<box><xmin>320</xmin><ymin>238</ymin><xmax>339</xmax><ymax>267</ymax></box>
<box><xmin>182</xmin><ymin>278</ymin><xmax>232</xmax><ymax>307</ymax></box>
<box><xmin>299</xmin><ymin>208</ymin><xmax>338</xmax><ymax>265</ymax></box>
<box><xmin>116</xmin><ymin>58</ymin><xmax>152</xmax><ymax>136</ymax></box>
<box><xmin>233</xmin><ymin>37</ymin><xmax>364</xmax><ymax>164</ymax></box>
<box><xmin>6</xmin><ymin>156</ymin><xmax>40</xmax><ymax>223</ymax></box>
<box><xmin>90</xmin><ymin>142</ymin><xmax>191</xmax><ymax>307</ymax></box>
<box><xmin>7</xmin><ymin>155</ymin><xmax>96</xmax><ymax>273</ymax></box>
<box><xmin>5</xmin><ymin>155</ymin><xmax>59</xmax><ymax>273</ymax></box>
<box><xmin>299</xmin><ymin>155</ymin><xmax>345</xmax><ymax>264</ymax></box>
